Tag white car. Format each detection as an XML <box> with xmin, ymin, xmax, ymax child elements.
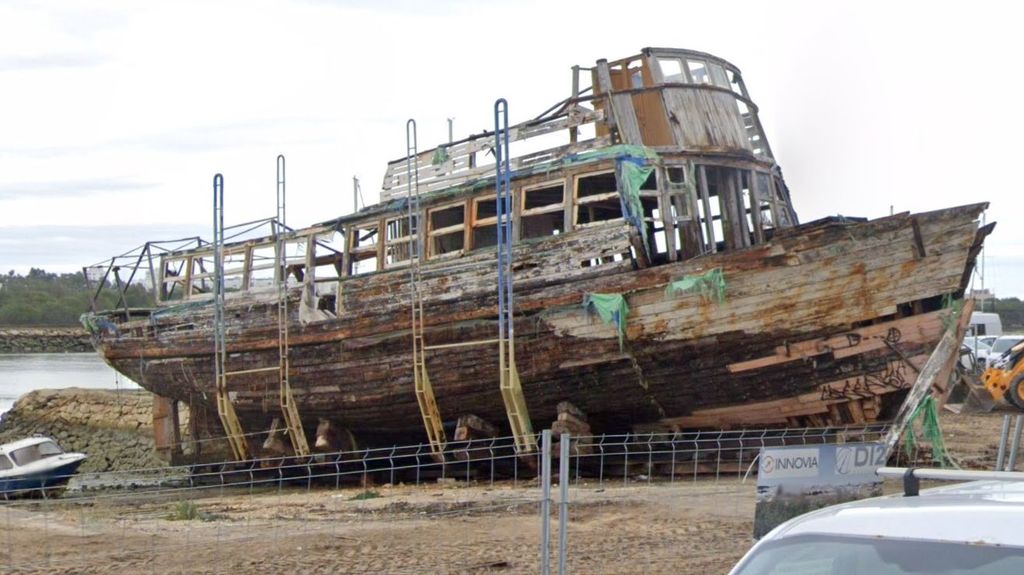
<box><xmin>988</xmin><ymin>335</ymin><xmax>1024</xmax><ymax>368</ymax></box>
<box><xmin>729</xmin><ymin>474</ymin><xmax>1024</xmax><ymax>574</ymax></box>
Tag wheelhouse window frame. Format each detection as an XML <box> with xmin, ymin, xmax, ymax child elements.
<box><xmin>519</xmin><ymin>179</ymin><xmax>567</xmax><ymax>240</ymax></box>
<box><xmin>426</xmin><ymin>201</ymin><xmax>467</xmax><ymax>259</ymax></box>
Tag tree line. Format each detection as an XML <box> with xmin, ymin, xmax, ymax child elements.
<box><xmin>0</xmin><ymin>269</ymin><xmax>152</xmax><ymax>327</ymax></box>
<box><xmin>979</xmin><ymin>297</ymin><xmax>1024</xmax><ymax>333</ymax></box>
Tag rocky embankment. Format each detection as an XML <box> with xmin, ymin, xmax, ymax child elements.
<box><xmin>0</xmin><ymin>327</ymin><xmax>92</xmax><ymax>353</ymax></box>
<box><xmin>0</xmin><ymin>388</ymin><xmax>163</xmax><ymax>473</ymax></box>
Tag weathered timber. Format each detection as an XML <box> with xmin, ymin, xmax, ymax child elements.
<box><xmin>81</xmin><ymin>48</ymin><xmax>993</xmax><ymax>456</ymax></box>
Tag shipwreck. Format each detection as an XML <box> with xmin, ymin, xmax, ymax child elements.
<box><xmin>83</xmin><ymin>48</ymin><xmax>991</xmax><ymax>462</ymax></box>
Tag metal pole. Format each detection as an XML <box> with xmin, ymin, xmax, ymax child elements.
<box><xmin>276</xmin><ymin>154</ymin><xmax>286</xmax><ymax>231</ymax></box>
<box><xmin>540</xmin><ymin>429</ymin><xmax>552</xmax><ymax>575</ymax></box>
<box><xmin>558</xmin><ymin>433</ymin><xmax>570</xmax><ymax>575</ymax></box>
<box><xmin>353</xmin><ymin>176</ymin><xmax>361</xmax><ymax>213</ymax></box>
<box><xmin>996</xmin><ymin>414</ymin><xmax>1011</xmax><ymax>471</ymax></box>
<box><xmin>213</xmin><ymin>173</ymin><xmax>225</xmax><ymax>389</ymax></box>
<box><xmin>1008</xmin><ymin>415</ymin><xmax>1024</xmax><ymax>471</ymax></box>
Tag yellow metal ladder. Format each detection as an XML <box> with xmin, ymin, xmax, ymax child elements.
<box><xmin>275</xmin><ymin>155</ymin><xmax>309</xmax><ymax>457</ymax></box>
<box><xmin>494</xmin><ymin>99</ymin><xmax>535</xmax><ymax>454</ymax></box>
<box><xmin>406</xmin><ymin>120</ymin><xmax>446</xmax><ymax>457</ymax></box>
<box><xmin>212</xmin><ymin>173</ymin><xmax>251</xmax><ymax>461</ymax></box>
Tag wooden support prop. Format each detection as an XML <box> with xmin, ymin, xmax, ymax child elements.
<box><xmin>552</xmin><ymin>401</ymin><xmax>593</xmax><ymax>456</ymax></box>
<box><xmin>262</xmin><ymin>417</ymin><xmax>292</xmax><ymax>457</ymax></box>
<box><xmin>881</xmin><ymin>314</ymin><xmax>967</xmax><ymax>460</ymax></box>
<box><xmin>314</xmin><ymin>418</ymin><xmax>358</xmax><ymax>454</ymax></box>
<box><xmin>452</xmin><ymin>414</ymin><xmax>499</xmax><ymax>461</ymax></box>
<box><xmin>152</xmin><ymin>395</ymin><xmax>182</xmax><ymax>461</ymax></box>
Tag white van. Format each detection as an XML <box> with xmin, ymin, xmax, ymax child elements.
<box><xmin>969</xmin><ymin>312</ymin><xmax>1003</xmax><ymax>338</ymax></box>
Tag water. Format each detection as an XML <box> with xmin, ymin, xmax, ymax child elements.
<box><xmin>0</xmin><ymin>353</ymin><xmax>139</xmax><ymax>417</ymax></box>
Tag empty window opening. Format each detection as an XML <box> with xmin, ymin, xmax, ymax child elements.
<box><xmin>687</xmin><ymin>59</ymin><xmax>710</xmax><ymax>84</ymax></box>
<box><xmin>312</xmin><ymin>232</ymin><xmax>344</xmax><ymax>287</ymax></box>
<box><xmin>755</xmin><ymin>173</ymin><xmax>776</xmax><ymax>229</ymax></box>
<box><xmin>350</xmin><ymin>224</ymin><xmax>379</xmax><ymax>275</ymax></box>
<box><xmin>627</xmin><ymin>59</ymin><xmax>645</xmax><ymax>88</ymax></box>
<box><xmin>385</xmin><ymin>217</ymin><xmax>414</xmax><ymax>266</ymax></box>
<box><xmin>473</xmin><ymin>225</ymin><xmax>498</xmax><ymax>249</ymax></box>
<box><xmin>430</xmin><ymin>205</ymin><xmax>464</xmax><ymax>230</ymax></box>
<box><xmin>524</xmin><ymin>183</ymin><xmax>564</xmax><ymax>210</ymax></box>
<box><xmin>577</xmin><ymin>172</ymin><xmax>617</xmax><ymax>198</ymax></box>
<box><xmin>581</xmin><ymin>252</ymin><xmax>627</xmax><ymax>268</ymax></box>
<box><xmin>657</xmin><ymin>57</ymin><xmax>685</xmax><ymax>83</ymax></box>
<box><xmin>522</xmin><ymin>212</ymin><xmax>564</xmax><ymax>239</ymax></box>
<box><xmin>577</xmin><ymin>199</ymin><xmax>622</xmax><ymax>225</ymax></box>
<box><xmin>248</xmin><ymin>245</ymin><xmax>278</xmax><ymax>288</ymax></box>
<box><xmin>728</xmin><ymin>69</ymin><xmax>745</xmax><ymax>96</ymax></box>
<box><xmin>641</xmin><ymin>197</ymin><xmax>665</xmax><ymax>256</ymax></box>
<box><xmin>475</xmin><ymin>196</ymin><xmax>499</xmax><ymax>220</ymax></box>
<box><xmin>709</xmin><ymin>63</ymin><xmax>730</xmax><ymax>88</ymax></box>
<box><xmin>696</xmin><ymin>190</ymin><xmax>714</xmax><ymax>251</ymax></box>
<box><xmin>471</xmin><ymin>195</ymin><xmax>499</xmax><ymax>251</ymax></box>
<box><xmin>576</xmin><ymin>171</ymin><xmax>622</xmax><ymax>226</ymax></box>
<box><xmin>432</xmin><ymin>231</ymin><xmax>465</xmax><ymax>255</ymax></box>
<box><xmin>428</xmin><ymin>204</ymin><xmax>466</xmax><ymax>257</ymax></box>
<box><xmin>521</xmin><ymin>181</ymin><xmax>565</xmax><ymax>240</ymax></box>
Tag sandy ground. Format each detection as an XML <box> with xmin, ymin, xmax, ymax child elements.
<box><xmin>0</xmin><ymin>409</ymin><xmax>1014</xmax><ymax>575</ymax></box>
<box><xmin>2</xmin><ymin>480</ymin><xmax>755</xmax><ymax>575</ymax></box>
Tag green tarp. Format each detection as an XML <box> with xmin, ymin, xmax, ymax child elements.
<box><xmin>665</xmin><ymin>268</ymin><xmax>727</xmax><ymax>304</ymax></box>
<box><xmin>583</xmin><ymin>293</ymin><xmax>629</xmax><ymax>351</ymax></box>
<box><xmin>902</xmin><ymin>395</ymin><xmax>954</xmax><ymax>468</ymax></box>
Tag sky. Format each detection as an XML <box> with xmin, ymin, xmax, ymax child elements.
<box><xmin>1</xmin><ymin>0</ymin><xmax>1021</xmax><ymax>297</ymax></box>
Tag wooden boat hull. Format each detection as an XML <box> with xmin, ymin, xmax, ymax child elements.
<box><xmin>88</xmin><ymin>203</ymin><xmax>989</xmax><ymax>448</ymax></box>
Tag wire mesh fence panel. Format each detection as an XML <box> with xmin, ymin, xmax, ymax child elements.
<box><xmin>0</xmin><ymin>421</ymin><xmax>986</xmax><ymax>574</ymax></box>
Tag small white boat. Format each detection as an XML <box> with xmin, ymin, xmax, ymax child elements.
<box><xmin>0</xmin><ymin>436</ymin><xmax>87</xmax><ymax>498</ymax></box>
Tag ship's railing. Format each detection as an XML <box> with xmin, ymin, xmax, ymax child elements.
<box><xmin>85</xmin><ymin>218</ymin><xmax>350</xmax><ymax>317</ymax></box>
<box><xmin>83</xmin><ymin>236</ymin><xmax>207</xmax><ymax>320</ymax></box>
<box><xmin>380</xmin><ymin>104</ymin><xmax>608</xmax><ymax>203</ymax></box>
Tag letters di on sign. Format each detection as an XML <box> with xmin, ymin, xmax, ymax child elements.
<box><xmin>834</xmin><ymin>443</ymin><xmax>886</xmax><ymax>476</ymax></box>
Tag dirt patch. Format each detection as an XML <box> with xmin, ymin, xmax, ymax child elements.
<box><xmin>0</xmin><ymin>480</ymin><xmax>756</xmax><ymax>575</ymax></box>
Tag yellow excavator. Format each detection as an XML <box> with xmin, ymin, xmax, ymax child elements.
<box><xmin>982</xmin><ymin>341</ymin><xmax>1024</xmax><ymax>409</ymax></box>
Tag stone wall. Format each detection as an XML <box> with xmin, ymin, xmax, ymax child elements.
<box><xmin>0</xmin><ymin>327</ymin><xmax>92</xmax><ymax>353</ymax></box>
<box><xmin>0</xmin><ymin>388</ymin><xmax>164</xmax><ymax>473</ymax></box>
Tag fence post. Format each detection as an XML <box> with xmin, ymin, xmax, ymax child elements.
<box><xmin>1008</xmin><ymin>415</ymin><xmax>1024</xmax><ymax>471</ymax></box>
<box><xmin>558</xmin><ymin>432</ymin><xmax>570</xmax><ymax>575</ymax></box>
<box><xmin>541</xmin><ymin>429</ymin><xmax>552</xmax><ymax>575</ymax></box>
<box><xmin>996</xmin><ymin>415</ymin><xmax>1011</xmax><ymax>471</ymax></box>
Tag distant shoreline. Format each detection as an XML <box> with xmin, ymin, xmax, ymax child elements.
<box><xmin>0</xmin><ymin>327</ymin><xmax>92</xmax><ymax>353</ymax></box>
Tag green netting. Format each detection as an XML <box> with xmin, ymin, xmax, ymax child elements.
<box><xmin>902</xmin><ymin>396</ymin><xmax>955</xmax><ymax>467</ymax></box>
<box><xmin>561</xmin><ymin>143</ymin><xmax>659</xmax><ymax>167</ymax></box>
<box><xmin>665</xmin><ymin>268</ymin><xmax>727</xmax><ymax>304</ymax></box>
<box><xmin>150</xmin><ymin>298</ymin><xmax>213</xmax><ymax>319</ymax></box>
<box><xmin>79</xmin><ymin>313</ymin><xmax>99</xmax><ymax>335</ymax></box>
<box><xmin>583</xmin><ymin>293</ymin><xmax>629</xmax><ymax>351</ymax></box>
<box><xmin>940</xmin><ymin>294</ymin><xmax>964</xmax><ymax>333</ymax></box>
<box><xmin>431</xmin><ymin>146</ymin><xmax>450</xmax><ymax>166</ymax></box>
